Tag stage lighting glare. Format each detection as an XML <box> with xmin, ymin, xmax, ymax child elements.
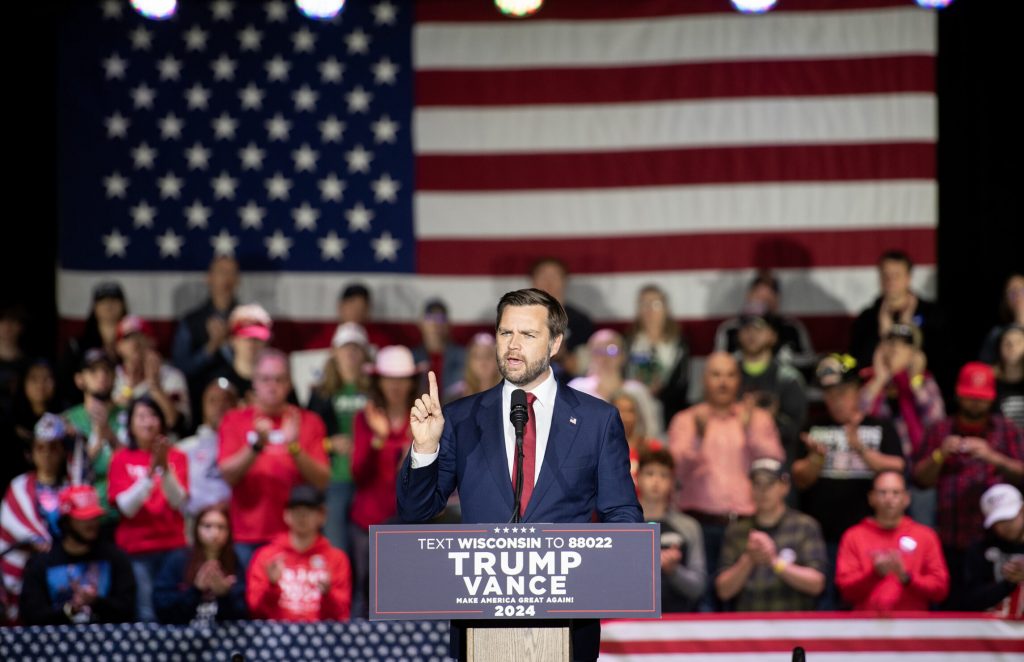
<box><xmin>731</xmin><ymin>0</ymin><xmax>778</xmax><ymax>13</ymax></box>
<box><xmin>495</xmin><ymin>0</ymin><xmax>543</xmax><ymax>18</ymax></box>
<box><xmin>130</xmin><ymin>0</ymin><xmax>177</xmax><ymax>20</ymax></box>
<box><xmin>915</xmin><ymin>0</ymin><xmax>954</xmax><ymax>8</ymax></box>
<box><xmin>296</xmin><ymin>0</ymin><xmax>346</xmax><ymax>20</ymax></box>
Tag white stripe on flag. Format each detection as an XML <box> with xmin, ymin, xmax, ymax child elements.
<box><xmin>57</xmin><ymin>265</ymin><xmax>936</xmax><ymax>323</ymax></box>
<box><xmin>414</xmin><ymin>95</ymin><xmax>936</xmax><ymax>154</ymax></box>
<box><xmin>414</xmin><ymin>181</ymin><xmax>937</xmax><ymax>238</ymax></box>
<box><xmin>414</xmin><ymin>7</ymin><xmax>935</xmax><ymax>69</ymax></box>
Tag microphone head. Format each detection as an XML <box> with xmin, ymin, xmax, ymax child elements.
<box><xmin>510</xmin><ymin>389</ymin><xmax>529</xmax><ymax>427</ymax></box>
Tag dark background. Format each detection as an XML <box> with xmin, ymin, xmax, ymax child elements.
<box><xmin>3</xmin><ymin>0</ymin><xmax>1021</xmax><ymax>365</ymax></box>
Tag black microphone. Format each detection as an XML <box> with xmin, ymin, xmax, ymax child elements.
<box><xmin>509</xmin><ymin>389</ymin><xmax>530</xmax><ymax>524</ymax></box>
<box><xmin>792</xmin><ymin>646</ymin><xmax>806</xmax><ymax>662</ymax></box>
<box><xmin>510</xmin><ymin>389</ymin><xmax>529</xmax><ymax>441</ymax></box>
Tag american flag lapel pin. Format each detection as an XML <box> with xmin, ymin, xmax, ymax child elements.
<box><xmin>569</xmin><ymin>417</ymin><xmax>577</xmax><ymax>425</ymax></box>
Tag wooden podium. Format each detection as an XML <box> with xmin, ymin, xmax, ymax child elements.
<box><xmin>466</xmin><ymin>625</ymin><xmax>570</xmax><ymax>661</ymax></box>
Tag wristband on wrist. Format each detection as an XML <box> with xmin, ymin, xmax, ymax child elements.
<box><xmin>288</xmin><ymin>440</ymin><xmax>301</xmax><ymax>456</ymax></box>
<box><xmin>772</xmin><ymin>557</ymin><xmax>789</xmax><ymax>575</ymax></box>
<box><xmin>931</xmin><ymin>449</ymin><xmax>945</xmax><ymax>465</ymax></box>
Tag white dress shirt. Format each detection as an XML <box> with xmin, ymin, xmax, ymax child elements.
<box><xmin>410</xmin><ymin>368</ymin><xmax>558</xmax><ymax>484</ymax></box>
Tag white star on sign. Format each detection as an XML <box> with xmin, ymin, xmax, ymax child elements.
<box><xmin>345</xmin><ymin>86</ymin><xmax>372</xmax><ymax>114</ymax></box>
<box><xmin>105</xmin><ymin>113</ymin><xmax>129</xmax><ymax>138</ymax></box>
<box><xmin>157</xmin><ymin>56</ymin><xmax>182</xmax><ymax>81</ymax></box>
<box><xmin>158</xmin><ymin>172</ymin><xmax>183</xmax><ymax>199</ymax></box>
<box><xmin>345</xmin><ymin>202</ymin><xmax>374</xmax><ymax>232</ymax></box>
<box><xmin>211</xmin><ymin>0</ymin><xmax>234</xmax><ymax>21</ymax></box>
<box><xmin>237</xmin><ymin>25</ymin><xmax>262</xmax><ymax>51</ymax></box>
<box><xmin>372</xmin><ymin>1</ymin><xmax>398</xmax><ymax>25</ymax></box>
<box><xmin>131</xmin><ymin>143</ymin><xmax>157</xmax><ymax>170</ymax></box>
<box><xmin>265</xmin><ymin>172</ymin><xmax>292</xmax><ymax>200</ymax></box>
<box><xmin>239</xmin><ymin>201</ymin><xmax>265</xmax><ymax>229</ymax></box>
<box><xmin>210</xmin><ymin>229</ymin><xmax>238</xmax><ymax>256</ymax></box>
<box><xmin>292</xmin><ymin>144</ymin><xmax>319</xmax><ymax>172</ymax></box>
<box><xmin>131</xmin><ymin>84</ymin><xmax>156</xmax><ymax>110</ymax></box>
<box><xmin>129</xmin><ymin>27</ymin><xmax>152</xmax><ymax>51</ymax></box>
<box><xmin>239</xmin><ymin>84</ymin><xmax>264</xmax><ymax>111</ymax></box>
<box><xmin>159</xmin><ymin>113</ymin><xmax>184</xmax><ymax>140</ymax></box>
<box><xmin>211</xmin><ymin>172</ymin><xmax>238</xmax><ymax>200</ymax></box>
<box><xmin>371</xmin><ymin>115</ymin><xmax>399</xmax><ymax>144</ymax></box>
<box><xmin>530</xmin><ymin>527</ymin><xmax>536</xmax><ymax>533</ymax></box>
<box><xmin>503</xmin><ymin>527</ymin><xmax>510</xmax><ymax>533</ymax></box>
<box><xmin>265</xmin><ymin>230</ymin><xmax>293</xmax><ymax>260</ymax></box>
<box><xmin>265</xmin><ymin>0</ymin><xmax>288</xmax><ymax>22</ymax></box>
<box><xmin>103</xmin><ymin>172</ymin><xmax>128</xmax><ymax>198</ymax></box>
<box><xmin>184</xmin><ymin>26</ymin><xmax>208</xmax><ymax>51</ymax></box>
<box><xmin>318</xmin><ymin>115</ymin><xmax>345</xmax><ymax>143</ymax></box>
<box><xmin>185</xmin><ymin>84</ymin><xmax>210</xmax><ymax>110</ymax></box>
<box><xmin>344</xmin><ymin>145</ymin><xmax>373</xmax><ymax>174</ymax></box>
<box><xmin>103</xmin><ymin>229</ymin><xmax>129</xmax><ymax>257</ymax></box>
<box><xmin>292</xmin><ymin>202</ymin><xmax>319</xmax><ymax>231</ymax></box>
<box><xmin>157</xmin><ymin>229</ymin><xmax>184</xmax><ymax>258</ymax></box>
<box><xmin>211</xmin><ymin>54</ymin><xmax>237</xmax><ymax>82</ymax></box>
<box><xmin>212</xmin><ymin>113</ymin><xmax>237</xmax><ymax>140</ymax></box>
<box><xmin>293</xmin><ymin>85</ymin><xmax>318</xmax><ymax>112</ymax></box>
<box><xmin>265</xmin><ymin>113</ymin><xmax>291</xmax><ymax>141</ymax></box>
<box><xmin>494</xmin><ymin>527</ymin><xmax>501</xmax><ymax>533</ymax></box>
<box><xmin>130</xmin><ymin>201</ymin><xmax>156</xmax><ymax>228</ymax></box>
<box><xmin>510</xmin><ymin>527</ymin><xmax>518</xmax><ymax>533</ymax></box>
<box><xmin>319</xmin><ymin>57</ymin><xmax>344</xmax><ymax>84</ymax></box>
<box><xmin>101</xmin><ymin>0</ymin><xmax>123</xmax><ymax>19</ymax></box>
<box><xmin>318</xmin><ymin>173</ymin><xmax>345</xmax><ymax>202</ymax></box>
<box><xmin>318</xmin><ymin>231</ymin><xmax>346</xmax><ymax>261</ymax></box>
<box><xmin>185</xmin><ymin>201</ymin><xmax>211</xmax><ymax>229</ymax></box>
<box><xmin>292</xmin><ymin>27</ymin><xmax>316</xmax><ymax>53</ymax></box>
<box><xmin>239</xmin><ymin>143</ymin><xmax>265</xmax><ymax>170</ymax></box>
<box><xmin>372</xmin><ymin>57</ymin><xmax>399</xmax><ymax>85</ymax></box>
<box><xmin>103</xmin><ymin>54</ymin><xmax>127</xmax><ymax>80</ymax></box>
<box><xmin>371</xmin><ymin>173</ymin><xmax>400</xmax><ymax>203</ymax></box>
<box><xmin>185</xmin><ymin>143</ymin><xmax>210</xmax><ymax>170</ymax></box>
<box><xmin>265</xmin><ymin>55</ymin><xmax>290</xmax><ymax>82</ymax></box>
<box><xmin>345</xmin><ymin>29</ymin><xmax>371</xmax><ymax>55</ymax></box>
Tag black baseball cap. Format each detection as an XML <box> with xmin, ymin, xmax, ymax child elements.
<box><xmin>286</xmin><ymin>485</ymin><xmax>325</xmax><ymax>509</ymax></box>
<box><xmin>92</xmin><ymin>281</ymin><xmax>125</xmax><ymax>303</ymax></box>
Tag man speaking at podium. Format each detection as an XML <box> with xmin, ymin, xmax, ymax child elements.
<box><xmin>398</xmin><ymin>288</ymin><xmax>642</xmax><ymax>661</ymax></box>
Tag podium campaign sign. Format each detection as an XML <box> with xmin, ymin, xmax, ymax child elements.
<box><xmin>369</xmin><ymin>523</ymin><xmax>660</xmax><ymax>620</ymax></box>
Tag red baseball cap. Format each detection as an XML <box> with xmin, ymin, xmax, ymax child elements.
<box><xmin>956</xmin><ymin>362</ymin><xmax>996</xmax><ymax>401</ymax></box>
<box><xmin>116</xmin><ymin>314</ymin><xmax>155</xmax><ymax>341</ymax></box>
<box><xmin>59</xmin><ymin>485</ymin><xmax>106</xmax><ymax>520</ymax></box>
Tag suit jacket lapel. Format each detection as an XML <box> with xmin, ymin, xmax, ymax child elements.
<box><xmin>524</xmin><ymin>383</ymin><xmax>581</xmax><ymax>520</ymax></box>
<box><xmin>475</xmin><ymin>384</ymin><xmax>514</xmax><ymax>512</ymax></box>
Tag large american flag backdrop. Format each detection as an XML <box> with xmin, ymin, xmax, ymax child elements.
<box><xmin>57</xmin><ymin>0</ymin><xmax>937</xmax><ymax>353</ymax></box>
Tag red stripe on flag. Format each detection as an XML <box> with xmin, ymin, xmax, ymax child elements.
<box><xmin>417</xmin><ymin>0</ymin><xmax>913</xmax><ymax>22</ymax></box>
<box><xmin>417</xmin><ymin>144</ymin><xmax>935</xmax><ymax>191</ymax></box>
<box><xmin>600</xmin><ymin>638</ymin><xmax>1024</xmax><ymax>654</ymax></box>
<box><xmin>416</xmin><ymin>57</ymin><xmax>934</xmax><ymax>106</ymax></box>
<box><xmin>416</xmin><ymin>229</ymin><xmax>936</xmax><ymax>275</ymax></box>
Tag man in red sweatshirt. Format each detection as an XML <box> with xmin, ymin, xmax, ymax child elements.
<box><xmin>246</xmin><ymin>485</ymin><xmax>351</xmax><ymax>621</ymax></box>
<box><xmin>836</xmin><ymin>470</ymin><xmax>949</xmax><ymax>611</ymax></box>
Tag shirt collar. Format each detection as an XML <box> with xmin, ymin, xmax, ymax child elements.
<box><xmin>503</xmin><ymin>367</ymin><xmax>557</xmax><ymax>410</ymax></box>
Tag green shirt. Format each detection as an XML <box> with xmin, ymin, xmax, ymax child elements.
<box><xmin>63</xmin><ymin>403</ymin><xmax>127</xmax><ymax>522</ymax></box>
<box><xmin>329</xmin><ymin>385</ymin><xmax>368</xmax><ymax>483</ymax></box>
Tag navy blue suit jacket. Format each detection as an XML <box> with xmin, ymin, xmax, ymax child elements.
<box><xmin>397</xmin><ymin>380</ymin><xmax>642</xmax><ymax>525</ymax></box>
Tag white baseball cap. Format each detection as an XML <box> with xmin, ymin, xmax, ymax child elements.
<box><xmin>331</xmin><ymin>322</ymin><xmax>369</xmax><ymax>349</ymax></box>
<box><xmin>981</xmin><ymin>483</ymin><xmax>1024</xmax><ymax>529</ymax></box>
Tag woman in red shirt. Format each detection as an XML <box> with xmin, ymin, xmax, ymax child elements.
<box><xmin>349</xmin><ymin>345</ymin><xmax>420</xmax><ymax>618</ymax></box>
<box><xmin>108</xmin><ymin>396</ymin><xmax>188</xmax><ymax>622</ymax></box>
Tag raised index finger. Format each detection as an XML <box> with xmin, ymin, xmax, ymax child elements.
<box><xmin>428</xmin><ymin>370</ymin><xmax>440</xmax><ymax>410</ymax></box>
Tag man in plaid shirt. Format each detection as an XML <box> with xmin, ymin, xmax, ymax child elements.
<box><xmin>716</xmin><ymin>458</ymin><xmax>826</xmax><ymax>611</ymax></box>
<box><xmin>913</xmin><ymin>362</ymin><xmax>1024</xmax><ymax>609</ymax></box>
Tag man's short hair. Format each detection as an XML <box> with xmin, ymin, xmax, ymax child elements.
<box><xmin>255</xmin><ymin>347</ymin><xmax>290</xmax><ymax>374</ymax></box>
<box><xmin>749</xmin><ymin>272</ymin><xmax>780</xmax><ymax>294</ymax></box>
<box><xmin>529</xmin><ymin>257</ymin><xmax>568</xmax><ymax>279</ymax></box>
<box><xmin>872</xmin><ymin>469</ymin><xmax>906</xmax><ymax>490</ymax></box>
<box><xmin>495</xmin><ymin>288</ymin><xmax>568</xmax><ymax>340</ymax></box>
<box><xmin>637</xmin><ymin>448</ymin><xmax>674</xmax><ymax>472</ymax></box>
<box><xmin>339</xmin><ymin>283</ymin><xmax>370</xmax><ymax>302</ymax></box>
<box><xmin>878</xmin><ymin>249</ymin><xmax>913</xmax><ymax>271</ymax></box>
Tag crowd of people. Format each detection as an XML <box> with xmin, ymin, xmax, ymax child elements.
<box><xmin>0</xmin><ymin>254</ymin><xmax>1021</xmax><ymax>626</ymax></box>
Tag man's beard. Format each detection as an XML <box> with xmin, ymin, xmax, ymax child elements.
<box><xmin>498</xmin><ymin>348</ymin><xmax>552</xmax><ymax>387</ymax></box>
